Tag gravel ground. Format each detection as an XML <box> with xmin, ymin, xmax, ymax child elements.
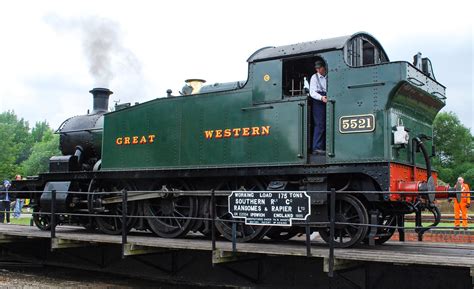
<box><xmin>0</xmin><ymin>266</ymin><xmax>209</xmax><ymax>289</ymax></box>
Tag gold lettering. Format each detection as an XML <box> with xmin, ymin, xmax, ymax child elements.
<box><xmin>204</xmin><ymin>130</ymin><xmax>214</xmax><ymax>139</ymax></box>
<box><xmin>242</xmin><ymin>127</ymin><xmax>250</xmax><ymax>137</ymax></box>
<box><xmin>232</xmin><ymin>128</ymin><xmax>241</xmax><ymax>137</ymax></box>
<box><xmin>148</xmin><ymin>134</ymin><xmax>156</xmax><ymax>143</ymax></box>
<box><xmin>116</xmin><ymin>134</ymin><xmax>157</xmax><ymax>146</ymax></box>
<box><xmin>251</xmin><ymin>127</ymin><xmax>260</xmax><ymax>136</ymax></box>
<box><xmin>203</xmin><ymin>126</ymin><xmax>270</xmax><ymax>140</ymax></box>
<box><xmin>261</xmin><ymin>126</ymin><xmax>270</xmax><ymax>135</ymax></box>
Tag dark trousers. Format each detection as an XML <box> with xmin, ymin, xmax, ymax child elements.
<box><xmin>0</xmin><ymin>200</ymin><xmax>10</xmax><ymax>223</ymax></box>
<box><xmin>312</xmin><ymin>98</ymin><xmax>326</xmax><ymax>151</ymax></box>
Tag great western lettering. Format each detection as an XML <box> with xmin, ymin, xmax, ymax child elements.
<box><xmin>115</xmin><ymin>134</ymin><xmax>156</xmax><ymax>145</ymax></box>
<box><xmin>204</xmin><ymin>126</ymin><xmax>271</xmax><ymax>139</ymax></box>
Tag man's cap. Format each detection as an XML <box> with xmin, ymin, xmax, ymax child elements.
<box><xmin>315</xmin><ymin>60</ymin><xmax>325</xmax><ymax>68</ymax></box>
<box><xmin>3</xmin><ymin>180</ymin><xmax>10</xmax><ymax>186</ymax></box>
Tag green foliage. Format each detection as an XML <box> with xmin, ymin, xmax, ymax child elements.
<box><xmin>433</xmin><ymin>112</ymin><xmax>474</xmax><ymax>165</ymax></box>
<box><xmin>433</xmin><ymin>112</ymin><xmax>474</xmax><ymax>185</ymax></box>
<box><xmin>21</xmin><ymin>132</ymin><xmax>60</xmax><ymax>176</ymax></box>
<box><xmin>463</xmin><ymin>168</ymin><xmax>474</xmax><ymax>185</ymax></box>
<box><xmin>0</xmin><ymin>111</ymin><xmax>33</xmax><ymax>165</ymax></box>
<box><xmin>0</xmin><ymin>123</ymin><xmax>20</xmax><ymax>179</ymax></box>
<box><xmin>31</xmin><ymin>121</ymin><xmax>51</xmax><ymax>143</ymax></box>
<box><xmin>0</xmin><ymin>111</ymin><xmax>59</xmax><ymax>179</ymax></box>
<box><xmin>437</xmin><ymin>167</ymin><xmax>454</xmax><ymax>184</ymax></box>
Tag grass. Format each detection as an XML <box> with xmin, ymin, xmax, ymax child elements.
<box><xmin>0</xmin><ymin>207</ymin><xmax>34</xmax><ymax>226</ymax></box>
<box><xmin>9</xmin><ymin>216</ymin><xmax>33</xmax><ymax>226</ymax></box>
<box><xmin>0</xmin><ymin>217</ymin><xmax>33</xmax><ymax>226</ymax></box>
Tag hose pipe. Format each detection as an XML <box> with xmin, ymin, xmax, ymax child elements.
<box><xmin>413</xmin><ymin>137</ymin><xmax>432</xmax><ymax>181</ymax></box>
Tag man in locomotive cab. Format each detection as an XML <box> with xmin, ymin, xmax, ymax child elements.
<box><xmin>309</xmin><ymin>60</ymin><xmax>328</xmax><ymax>155</ymax></box>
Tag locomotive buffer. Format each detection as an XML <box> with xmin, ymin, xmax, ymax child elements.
<box><xmin>228</xmin><ymin>191</ymin><xmax>311</xmax><ymax>226</ymax></box>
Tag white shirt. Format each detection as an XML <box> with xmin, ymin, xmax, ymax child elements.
<box><xmin>309</xmin><ymin>73</ymin><xmax>327</xmax><ymax>101</ymax></box>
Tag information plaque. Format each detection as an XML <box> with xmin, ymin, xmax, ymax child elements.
<box><xmin>228</xmin><ymin>191</ymin><xmax>311</xmax><ymax>226</ymax></box>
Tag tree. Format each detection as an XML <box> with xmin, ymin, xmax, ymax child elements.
<box><xmin>20</xmin><ymin>131</ymin><xmax>60</xmax><ymax>176</ymax></box>
<box><xmin>433</xmin><ymin>112</ymin><xmax>474</xmax><ymax>165</ymax></box>
<box><xmin>0</xmin><ymin>123</ymin><xmax>20</xmax><ymax>180</ymax></box>
<box><xmin>0</xmin><ymin>111</ymin><xmax>33</xmax><ymax>165</ymax></box>
<box><xmin>0</xmin><ymin>112</ymin><xmax>60</xmax><ymax>179</ymax></box>
<box><xmin>433</xmin><ymin>112</ymin><xmax>474</xmax><ymax>184</ymax></box>
<box><xmin>464</xmin><ymin>168</ymin><xmax>474</xmax><ymax>184</ymax></box>
<box><xmin>31</xmin><ymin>121</ymin><xmax>51</xmax><ymax>143</ymax></box>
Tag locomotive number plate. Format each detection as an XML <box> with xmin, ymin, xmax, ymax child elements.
<box><xmin>339</xmin><ymin>114</ymin><xmax>375</xmax><ymax>133</ymax></box>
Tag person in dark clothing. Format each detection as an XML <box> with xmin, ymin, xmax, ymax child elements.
<box><xmin>0</xmin><ymin>180</ymin><xmax>11</xmax><ymax>224</ymax></box>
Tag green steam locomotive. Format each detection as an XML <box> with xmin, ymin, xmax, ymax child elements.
<box><xmin>13</xmin><ymin>32</ymin><xmax>447</xmax><ymax>247</ymax></box>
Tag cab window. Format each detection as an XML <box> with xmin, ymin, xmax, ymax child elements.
<box><xmin>282</xmin><ymin>56</ymin><xmax>325</xmax><ymax>97</ymax></box>
<box><xmin>346</xmin><ymin>36</ymin><xmax>387</xmax><ymax>67</ymax></box>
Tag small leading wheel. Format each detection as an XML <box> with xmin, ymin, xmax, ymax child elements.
<box><xmin>33</xmin><ymin>207</ymin><xmax>51</xmax><ymax>231</ymax></box>
<box><xmin>319</xmin><ymin>194</ymin><xmax>369</xmax><ymax>248</ymax></box>
<box><xmin>215</xmin><ymin>178</ymin><xmax>270</xmax><ymax>242</ymax></box>
<box><xmin>144</xmin><ymin>181</ymin><xmax>198</xmax><ymax>238</ymax></box>
<box><xmin>91</xmin><ymin>182</ymin><xmax>139</xmax><ymax>235</ymax></box>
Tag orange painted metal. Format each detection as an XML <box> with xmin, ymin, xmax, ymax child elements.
<box><xmin>397</xmin><ymin>181</ymin><xmax>421</xmax><ymax>191</ymax></box>
<box><xmin>389</xmin><ymin>163</ymin><xmax>438</xmax><ymax>201</ymax></box>
<box><xmin>434</xmin><ymin>185</ymin><xmax>450</xmax><ymax>199</ymax></box>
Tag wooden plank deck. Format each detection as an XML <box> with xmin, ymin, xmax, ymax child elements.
<box><xmin>0</xmin><ymin>224</ymin><xmax>473</xmax><ymax>269</ymax></box>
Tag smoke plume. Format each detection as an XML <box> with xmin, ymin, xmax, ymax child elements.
<box><xmin>44</xmin><ymin>14</ymin><xmax>142</xmax><ymax>87</ymax></box>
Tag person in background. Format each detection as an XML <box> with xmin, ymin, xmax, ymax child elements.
<box><xmin>453</xmin><ymin>176</ymin><xmax>471</xmax><ymax>230</ymax></box>
<box><xmin>309</xmin><ymin>60</ymin><xmax>328</xmax><ymax>155</ymax></box>
<box><xmin>0</xmin><ymin>180</ymin><xmax>11</xmax><ymax>224</ymax></box>
<box><xmin>13</xmin><ymin>175</ymin><xmax>23</xmax><ymax>218</ymax></box>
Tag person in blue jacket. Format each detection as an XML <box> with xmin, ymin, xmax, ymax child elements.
<box><xmin>13</xmin><ymin>175</ymin><xmax>24</xmax><ymax>218</ymax></box>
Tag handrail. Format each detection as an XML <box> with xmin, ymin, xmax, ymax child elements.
<box><xmin>407</xmin><ymin>77</ymin><xmax>425</xmax><ymax>86</ymax></box>
<box><xmin>297</xmin><ymin>102</ymin><xmax>305</xmax><ymax>158</ymax></box>
<box><xmin>241</xmin><ymin>105</ymin><xmax>274</xmax><ymax>112</ymax></box>
<box><xmin>431</xmin><ymin>91</ymin><xmax>446</xmax><ymax>100</ymax></box>
<box><xmin>4</xmin><ymin>185</ymin><xmax>471</xmax><ymax>282</ymax></box>
<box><xmin>328</xmin><ymin>100</ymin><xmax>336</xmax><ymax>157</ymax></box>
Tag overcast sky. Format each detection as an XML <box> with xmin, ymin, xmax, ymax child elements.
<box><xmin>0</xmin><ymin>0</ymin><xmax>472</xmax><ymax>131</ymax></box>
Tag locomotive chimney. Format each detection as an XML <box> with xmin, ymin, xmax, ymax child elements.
<box><xmin>89</xmin><ymin>87</ymin><xmax>113</xmax><ymax>114</ymax></box>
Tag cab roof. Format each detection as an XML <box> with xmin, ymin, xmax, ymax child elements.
<box><xmin>247</xmin><ymin>32</ymin><xmax>389</xmax><ymax>63</ymax></box>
